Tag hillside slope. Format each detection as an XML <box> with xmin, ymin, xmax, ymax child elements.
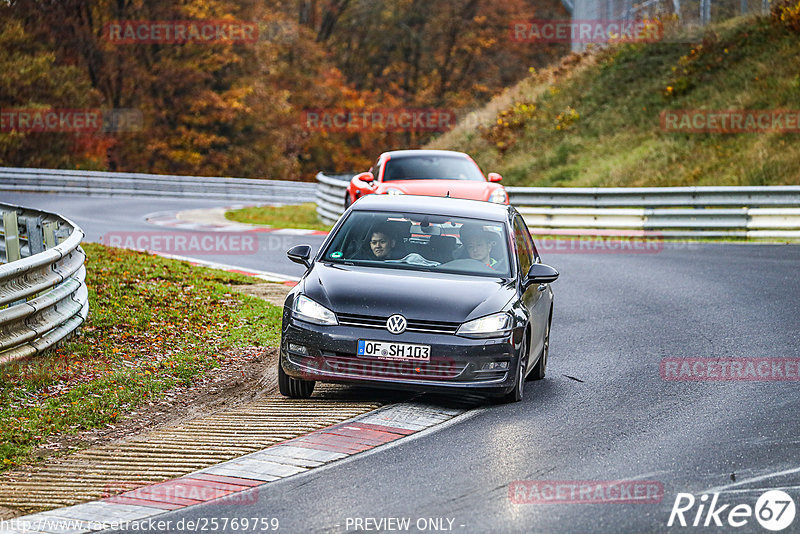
<box><xmin>428</xmin><ymin>14</ymin><xmax>800</xmax><ymax>187</ymax></box>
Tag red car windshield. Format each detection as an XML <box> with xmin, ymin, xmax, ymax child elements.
<box><xmin>382</xmin><ymin>156</ymin><xmax>485</xmax><ymax>182</ymax></box>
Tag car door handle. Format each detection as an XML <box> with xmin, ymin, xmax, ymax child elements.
<box><xmin>537</xmin><ymin>284</ymin><xmax>546</xmax><ymax>292</ymax></box>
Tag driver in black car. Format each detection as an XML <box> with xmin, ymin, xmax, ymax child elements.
<box><xmin>459</xmin><ymin>223</ymin><xmax>499</xmax><ymax>269</ymax></box>
<box><xmin>355</xmin><ymin>222</ymin><xmax>400</xmax><ymax>260</ymax></box>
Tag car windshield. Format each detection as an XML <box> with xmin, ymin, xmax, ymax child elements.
<box><xmin>322</xmin><ymin>210</ymin><xmax>511</xmax><ymax>278</ymax></box>
<box><xmin>382</xmin><ymin>156</ymin><xmax>485</xmax><ymax>182</ymax></box>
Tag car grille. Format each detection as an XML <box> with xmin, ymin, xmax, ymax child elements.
<box><xmin>337</xmin><ymin>313</ymin><xmax>460</xmax><ymax>335</ymax></box>
<box><xmin>320</xmin><ymin>352</ymin><xmax>467</xmax><ymax>380</ymax></box>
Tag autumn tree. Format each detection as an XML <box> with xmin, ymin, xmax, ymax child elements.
<box><xmin>0</xmin><ymin>15</ymin><xmax>108</xmax><ymax>168</ymax></box>
<box><xmin>3</xmin><ymin>0</ymin><xmax>568</xmax><ymax>177</ymax></box>
<box><xmin>290</xmin><ymin>0</ymin><xmax>567</xmax><ymax>107</ymax></box>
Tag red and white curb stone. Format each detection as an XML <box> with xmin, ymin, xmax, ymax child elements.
<box><xmin>142</xmin><ymin>252</ymin><xmax>300</xmax><ymax>284</ymax></box>
<box><xmin>137</xmin><ymin>208</ymin><xmax>326</xmax><ymax>282</ymax></box>
<box><xmin>0</xmin><ymin>402</ymin><xmax>468</xmax><ymax>534</ymax></box>
<box><xmin>145</xmin><ymin>209</ymin><xmax>329</xmax><ymax>236</ymax></box>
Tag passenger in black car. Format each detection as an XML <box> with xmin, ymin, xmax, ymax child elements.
<box><xmin>459</xmin><ymin>223</ymin><xmax>499</xmax><ymax>269</ymax></box>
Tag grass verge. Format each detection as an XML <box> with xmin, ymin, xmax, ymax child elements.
<box><xmin>0</xmin><ymin>243</ymin><xmax>283</xmax><ymax>471</ymax></box>
<box><xmin>429</xmin><ymin>15</ymin><xmax>800</xmax><ymax>187</ymax></box>
<box><xmin>225</xmin><ymin>203</ymin><xmax>332</xmax><ymax>232</ymax></box>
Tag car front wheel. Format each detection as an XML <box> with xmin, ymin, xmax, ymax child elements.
<box><xmin>278</xmin><ymin>362</ymin><xmax>315</xmax><ymax>398</ymax></box>
<box><xmin>529</xmin><ymin>313</ymin><xmax>551</xmax><ymax>381</ymax></box>
<box><xmin>498</xmin><ymin>335</ymin><xmax>527</xmax><ymax>403</ymax></box>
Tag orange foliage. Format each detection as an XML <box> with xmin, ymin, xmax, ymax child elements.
<box><xmin>2</xmin><ymin>0</ymin><xmax>567</xmax><ymax>178</ymax></box>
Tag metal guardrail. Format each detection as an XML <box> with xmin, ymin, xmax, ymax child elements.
<box><xmin>0</xmin><ymin>167</ymin><xmax>316</xmax><ymax>204</ymax></box>
<box><xmin>505</xmin><ymin>186</ymin><xmax>800</xmax><ymax>208</ymax></box>
<box><xmin>315</xmin><ymin>172</ymin><xmax>355</xmax><ymax>225</ymax></box>
<box><xmin>315</xmin><ymin>173</ymin><xmax>800</xmax><ymax>238</ymax></box>
<box><xmin>0</xmin><ymin>203</ymin><xmax>88</xmax><ymax>365</ymax></box>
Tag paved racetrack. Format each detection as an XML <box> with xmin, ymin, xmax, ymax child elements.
<box><xmin>109</xmin><ymin>241</ymin><xmax>796</xmax><ymax>533</ymax></box>
<box><xmin>2</xmin><ymin>192</ymin><xmax>324</xmax><ymax>278</ymax></box>
<box><xmin>6</xmin><ymin>192</ymin><xmax>800</xmax><ymax>533</ymax></box>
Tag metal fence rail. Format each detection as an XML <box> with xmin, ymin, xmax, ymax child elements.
<box><xmin>0</xmin><ymin>167</ymin><xmax>316</xmax><ymax>204</ymax></box>
<box><xmin>315</xmin><ymin>173</ymin><xmax>800</xmax><ymax>238</ymax></box>
<box><xmin>315</xmin><ymin>173</ymin><xmax>355</xmax><ymax>224</ymax></box>
<box><xmin>1</xmin><ymin>203</ymin><xmax>88</xmax><ymax>365</ymax></box>
<box><xmin>505</xmin><ymin>185</ymin><xmax>800</xmax><ymax>208</ymax></box>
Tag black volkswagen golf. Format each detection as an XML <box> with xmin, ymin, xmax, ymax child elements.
<box><xmin>278</xmin><ymin>195</ymin><xmax>558</xmax><ymax>403</ymax></box>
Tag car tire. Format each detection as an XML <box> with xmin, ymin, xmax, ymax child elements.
<box><xmin>529</xmin><ymin>312</ymin><xmax>551</xmax><ymax>381</ymax></box>
<box><xmin>344</xmin><ymin>192</ymin><xmax>352</xmax><ymax>209</ymax></box>
<box><xmin>278</xmin><ymin>362</ymin><xmax>315</xmax><ymax>398</ymax></box>
<box><xmin>498</xmin><ymin>335</ymin><xmax>527</xmax><ymax>403</ymax></box>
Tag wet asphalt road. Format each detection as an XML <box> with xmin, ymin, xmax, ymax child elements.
<box><xmin>119</xmin><ymin>241</ymin><xmax>799</xmax><ymax>533</ymax></box>
<box><xmin>1</xmin><ymin>192</ymin><xmax>324</xmax><ymax>279</ymax></box>
<box><xmin>6</xmin><ymin>192</ymin><xmax>800</xmax><ymax>533</ymax></box>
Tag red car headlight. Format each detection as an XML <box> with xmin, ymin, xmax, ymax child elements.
<box><xmin>489</xmin><ymin>189</ymin><xmax>508</xmax><ymax>204</ymax></box>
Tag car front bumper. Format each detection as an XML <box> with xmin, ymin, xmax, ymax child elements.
<box><xmin>280</xmin><ymin>317</ymin><xmax>522</xmax><ymax>397</ymax></box>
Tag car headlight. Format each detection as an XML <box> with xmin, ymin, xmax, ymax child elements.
<box><xmin>457</xmin><ymin>312</ymin><xmax>512</xmax><ymax>338</ymax></box>
<box><xmin>292</xmin><ymin>295</ymin><xmax>338</xmax><ymax>326</ymax></box>
<box><xmin>489</xmin><ymin>188</ymin><xmax>508</xmax><ymax>204</ymax></box>
<box><xmin>386</xmin><ymin>188</ymin><xmax>404</xmax><ymax>195</ymax></box>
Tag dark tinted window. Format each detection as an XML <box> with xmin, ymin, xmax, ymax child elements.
<box><xmin>516</xmin><ymin>214</ymin><xmax>539</xmax><ymax>262</ymax></box>
<box><xmin>323</xmin><ymin>210</ymin><xmax>510</xmax><ymax>278</ymax></box>
<box><xmin>513</xmin><ymin>216</ymin><xmax>534</xmax><ymax>276</ymax></box>
<box><xmin>371</xmin><ymin>158</ymin><xmax>381</xmax><ymax>180</ymax></box>
<box><xmin>382</xmin><ymin>156</ymin><xmax>485</xmax><ymax>182</ymax></box>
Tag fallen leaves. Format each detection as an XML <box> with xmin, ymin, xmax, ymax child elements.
<box><xmin>0</xmin><ymin>243</ymin><xmax>279</xmax><ymax>469</ymax></box>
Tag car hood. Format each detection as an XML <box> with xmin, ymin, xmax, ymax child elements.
<box><xmin>303</xmin><ymin>262</ymin><xmax>515</xmax><ymax>323</ymax></box>
<box><xmin>376</xmin><ymin>179</ymin><xmax>500</xmax><ymax>201</ymax></box>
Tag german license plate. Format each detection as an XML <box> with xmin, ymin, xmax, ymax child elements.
<box><xmin>357</xmin><ymin>340</ymin><xmax>430</xmax><ymax>361</ymax></box>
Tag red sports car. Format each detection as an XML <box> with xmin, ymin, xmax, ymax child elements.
<box><xmin>344</xmin><ymin>149</ymin><xmax>508</xmax><ymax>207</ymax></box>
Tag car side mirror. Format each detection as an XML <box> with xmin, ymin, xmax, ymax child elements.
<box><xmin>523</xmin><ymin>263</ymin><xmax>559</xmax><ymax>289</ymax></box>
<box><xmin>287</xmin><ymin>244</ymin><xmax>312</xmax><ymax>268</ymax></box>
<box><xmin>488</xmin><ymin>172</ymin><xmax>503</xmax><ymax>183</ymax></box>
<box><xmin>354</xmin><ymin>171</ymin><xmax>374</xmax><ymax>183</ymax></box>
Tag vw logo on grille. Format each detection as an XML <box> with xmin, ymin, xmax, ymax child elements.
<box><xmin>386</xmin><ymin>314</ymin><xmax>407</xmax><ymax>335</ymax></box>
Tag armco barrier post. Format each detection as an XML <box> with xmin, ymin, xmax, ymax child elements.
<box><xmin>21</xmin><ymin>215</ymin><xmax>45</xmax><ymax>256</ymax></box>
<box><xmin>43</xmin><ymin>222</ymin><xmax>58</xmax><ymax>249</ymax></box>
<box><xmin>2</xmin><ymin>211</ymin><xmax>21</xmax><ymax>263</ymax></box>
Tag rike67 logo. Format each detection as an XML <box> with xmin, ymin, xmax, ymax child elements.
<box><xmin>668</xmin><ymin>490</ymin><xmax>796</xmax><ymax>531</ymax></box>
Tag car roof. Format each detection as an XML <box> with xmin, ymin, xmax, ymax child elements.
<box><xmin>381</xmin><ymin>149</ymin><xmax>470</xmax><ymax>160</ymax></box>
<box><xmin>350</xmin><ymin>194</ymin><xmax>513</xmax><ymax>222</ymax></box>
